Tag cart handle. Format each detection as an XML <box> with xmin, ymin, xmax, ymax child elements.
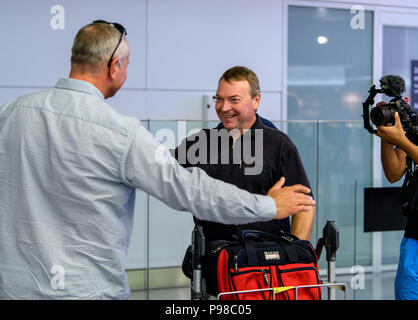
<box><xmin>217</xmin><ymin>282</ymin><xmax>347</xmax><ymax>300</ymax></box>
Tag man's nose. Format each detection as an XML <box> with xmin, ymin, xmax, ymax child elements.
<box><xmin>219</xmin><ymin>100</ymin><xmax>232</xmax><ymax>112</ymax></box>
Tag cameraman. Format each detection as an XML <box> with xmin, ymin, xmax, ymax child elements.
<box><xmin>376</xmin><ymin>105</ymin><xmax>418</xmax><ymax>300</ymax></box>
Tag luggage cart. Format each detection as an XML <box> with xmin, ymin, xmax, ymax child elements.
<box><xmin>184</xmin><ymin>221</ymin><xmax>347</xmax><ymax>300</ymax></box>
<box><xmin>217</xmin><ymin>282</ymin><xmax>347</xmax><ymax>300</ymax></box>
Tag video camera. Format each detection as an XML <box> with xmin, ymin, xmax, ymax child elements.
<box><xmin>362</xmin><ymin>75</ymin><xmax>418</xmax><ymax>143</ymax></box>
<box><xmin>363</xmin><ymin>75</ymin><xmax>418</xmax><ymax>217</ymax></box>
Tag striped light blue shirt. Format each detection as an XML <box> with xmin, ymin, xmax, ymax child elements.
<box><xmin>0</xmin><ymin>78</ymin><xmax>276</xmax><ymax>299</ymax></box>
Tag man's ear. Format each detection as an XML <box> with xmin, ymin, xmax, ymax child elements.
<box><xmin>253</xmin><ymin>92</ymin><xmax>261</xmax><ymax>111</ymax></box>
<box><xmin>108</xmin><ymin>58</ymin><xmax>120</xmax><ymax>80</ymax></box>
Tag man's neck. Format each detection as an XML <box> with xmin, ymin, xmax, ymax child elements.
<box><xmin>227</xmin><ymin>116</ymin><xmax>258</xmax><ymax>140</ymax></box>
<box><xmin>69</xmin><ymin>71</ymin><xmax>108</xmax><ymax>98</ymax></box>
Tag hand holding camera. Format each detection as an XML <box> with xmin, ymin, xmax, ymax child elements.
<box><xmin>375</xmin><ymin>109</ymin><xmax>408</xmax><ymax>147</ymax></box>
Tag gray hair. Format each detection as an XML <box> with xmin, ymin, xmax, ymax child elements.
<box><xmin>71</xmin><ymin>23</ymin><xmax>129</xmax><ymax>72</ymax></box>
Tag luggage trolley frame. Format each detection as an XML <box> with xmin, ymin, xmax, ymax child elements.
<box><xmin>185</xmin><ymin>221</ymin><xmax>347</xmax><ymax>300</ymax></box>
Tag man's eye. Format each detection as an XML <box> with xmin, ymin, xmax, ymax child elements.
<box><xmin>230</xmin><ymin>99</ymin><xmax>240</xmax><ymax>104</ymax></box>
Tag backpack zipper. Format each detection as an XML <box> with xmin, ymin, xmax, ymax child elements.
<box><xmin>211</xmin><ymin>243</ymin><xmax>229</xmax><ymax>254</ymax></box>
<box><xmin>231</xmin><ymin>268</ymin><xmax>271</xmax><ymax>286</ymax></box>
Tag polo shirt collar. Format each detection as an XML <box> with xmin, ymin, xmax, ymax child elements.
<box><xmin>54</xmin><ymin>78</ymin><xmax>105</xmax><ymax>100</ymax></box>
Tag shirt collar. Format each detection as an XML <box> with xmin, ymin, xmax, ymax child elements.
<box><xmin>251</xmin><ymin>113</ymin><xmax>264</xmax><ymax>130</ymax></box>
<box><xmin>54</xmin><ymin>78</ymin><xmax>105</xmax><ymax>100</ymax></box>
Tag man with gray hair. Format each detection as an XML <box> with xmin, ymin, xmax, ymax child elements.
<box><xmin>0</xmin><ymin>21</ymin><xmax>314</xmax><ymax>299</ymax></box>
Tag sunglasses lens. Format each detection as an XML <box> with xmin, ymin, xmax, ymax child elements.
<box><xmin>113</xmin><ymin>23</ymin><xmax>126</xmax><ymax>35</ymax></box>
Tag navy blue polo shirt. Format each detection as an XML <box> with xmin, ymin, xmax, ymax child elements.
<box><xmin>175</xmin><ymin>114</ymin><xmax>312</xmax><ymax>243</ymax></box>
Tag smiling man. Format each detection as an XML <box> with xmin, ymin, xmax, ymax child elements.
<box><xmin>175</xmin><ymin>66</ymin><xmax>315</xmax><ymax>242</ymax></box>
<box><xmin>215</xmin><ymin>67</ymin><xmax>260</xmax><ymax>133</ymax></box>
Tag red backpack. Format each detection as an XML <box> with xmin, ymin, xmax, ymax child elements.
<box><xmin>203</xmin><ymin>230</ymin><xmax>321</xmax><ymax>300</ymax></box>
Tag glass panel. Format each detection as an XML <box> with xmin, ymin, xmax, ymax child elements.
<box><xmin>316</xmin><ymin>121</ymin><xmax>373</xmax><ymax>269</ymax></box>
<box><xmin>382</xmin><ymin>231</ymin><xmax>403</xmax><ymax>265</ymax></box>
<box><xmin>353</xmin><ymin>179</ymin><xmax>401</xmax><ymax>299</ymax></box>
<box><xmin>383</xmin><ymin>26</ymin><xmax>418</xmax><ymax>106</ymax></box>
<box><xmin>380</xmin><ymin>25</ymin><xmax>418</xmax><ymax>266</ymax></box>
<box><xmin>288</xmin><ymin>5</ymin><xmax>374</xmax><ymax>272</ymax></box>
<box><xmin>354</xmin><ymin>179</ymin><xmax>378</xmax><ymax>268</ymax></box>
<box><xmin>288</xmin><ymin>6</ymin><xmax>373</xmax><ymax>121</ymax></box>
<box><xmin>146</xmin><ymin>120</ymin><xmax>217</xmax><ymax>299</ymax></box>
<box><xmin>274</xmin><ymin>121</ymin><xmax>318</xmax><ymax>242</ymax></box>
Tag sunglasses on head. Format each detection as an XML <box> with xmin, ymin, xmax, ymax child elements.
<box><xmin>92</xmin><ymin>20</ymin><xmax>127</xmax><ymax>68</ymax></box>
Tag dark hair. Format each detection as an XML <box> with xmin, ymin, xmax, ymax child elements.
<box><xmin>219</xmin><ymin>66</ymin><xmax>260</xmax><ymax>98</ymax></box>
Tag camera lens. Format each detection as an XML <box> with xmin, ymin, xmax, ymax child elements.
<box><xmin>370</xmin><ymin>107</ymin><xmax>386</xmax><ymax>126</ymax></box>
<box><xmin>370</xmin><ymin>106</ymin><xmax>395</xmax><ymax>126</ymax></box>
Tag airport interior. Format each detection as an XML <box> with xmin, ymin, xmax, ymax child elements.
<box><xmin>2</xmin><ymin>0</ymin><xmax>418</xmax><ymax>301</ymax></box>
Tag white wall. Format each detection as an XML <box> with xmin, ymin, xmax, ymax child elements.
<box><xmin>0</xmin><ymin>0</ymin><xmax>284</xmax><ymax>122</ymax></box>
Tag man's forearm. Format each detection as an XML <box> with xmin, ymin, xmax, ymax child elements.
<box><xmin>381</xmin><ymin>140</ymin><xmax>406</xmax><ymax>182</ymax></box>
<box><xmin>124</xmin><ymin>124</ymin><xmax>278</xmax><ymax>225</ymax></box>
<box><xmin>290</xmin><ymin>206</ymin><xmax>315</xmax><ymax>240</ymax></box>
<box><xmin>397</xmin><ymin>136</ymin><xmax>418</xmax><ymax>164</ymax></box>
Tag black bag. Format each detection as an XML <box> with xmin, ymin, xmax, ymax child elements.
<box><xmin>400</xmin><ymin>157</ymin><xmax>418</xmax><ymax>217</ymax></box>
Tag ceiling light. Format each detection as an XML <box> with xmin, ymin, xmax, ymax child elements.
<box><xmin>317</xmin><ymin>36</ymin><xmax>328</xmax><ymax>44</ymax></box>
